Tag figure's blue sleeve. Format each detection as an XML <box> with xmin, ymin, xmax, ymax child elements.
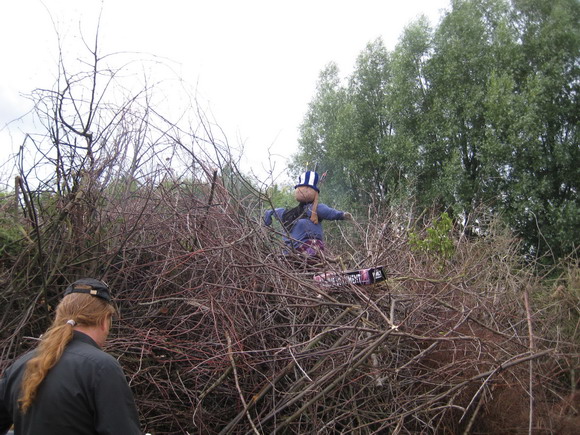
<box><xmin>315</xmin><ymin>203</ymin><xmax>345</xmax><ymax>221</ymax></box>
<box><xmin>264</xmin><ymin>208</ymin><xmax>286</xmax><ymax>226</ymax></box>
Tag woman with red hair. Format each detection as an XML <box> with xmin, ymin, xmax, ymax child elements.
<box><xmin>0</xmin><ymin>278</ymin><xmax>141</xmax><ymax>435</ymax></box>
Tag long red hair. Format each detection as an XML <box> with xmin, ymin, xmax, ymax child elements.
<box><xmin>18</xmin><ymin>293</ymin><xmax>115</xmax><ymax>413</ymax></box>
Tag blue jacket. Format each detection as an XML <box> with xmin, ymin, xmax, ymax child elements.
<box><xmin>264</xmin><ymin>202</ymin><xmax>345</xmax><ymax>250</ymax></box>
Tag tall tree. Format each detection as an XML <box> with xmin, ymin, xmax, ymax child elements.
<box><xmin>296</xmin><ymin>40</ymin><xmax>402</xmax><ymax>208</ymax></box>
<box><xmin>294</xmin><ymin>0</ymin><xmax>579</xmax><ymax>260</ymax></box>
<box><xmin>424</xmin><ymin>0</ymin><xmax>514</xmax><ymax>217</ymax></box>
<box><xmin>345</xmin><ymin>39</ymin><xmax>393</xmax><ymax>205</ymax></box>
<box><xmin>420</xmin><ymin>0</ymin><xmax>579</xmax><ymax>258</ymax></box>
<box><xmin>293</xmin><ymin>63</ymin><xmax>355</xmax><ymax>204</ymax></box>
<box><xmin>389</xmin><ymin>17</ymin><xmax>436</xmax><ymax>206</ymax></box>
<box><xmin>505</xmin><ymin>0</ymin><xmax>580</xmax><ymax>258</ymax></box>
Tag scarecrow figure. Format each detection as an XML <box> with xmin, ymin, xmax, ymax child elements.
<box><xmin>264</xmin><ymin>171</ymin><xmax>353</xmax><ymax>260</ymax></box>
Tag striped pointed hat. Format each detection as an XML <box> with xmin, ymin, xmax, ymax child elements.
<box><xmin>294</xmin><ymin>171</ymin><xmax>320</xmax><ymax>192</ymax></box>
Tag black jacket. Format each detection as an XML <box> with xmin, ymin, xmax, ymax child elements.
<box><xmin>0</xmin><ymin>331</ymin><xmax>141</xmax><ymax>435</ymax></box>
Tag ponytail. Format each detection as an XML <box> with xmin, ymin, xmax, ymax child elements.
<box><xmin>18</xmin><ymin>323</ymin><xmax>74</xmax><ymax>412</ymax></box>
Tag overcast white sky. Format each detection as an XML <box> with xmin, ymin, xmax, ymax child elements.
<box><xmin>0</xmin><ymin>0</ymin><xmax>449</xmax><ymax>185</ymax></box>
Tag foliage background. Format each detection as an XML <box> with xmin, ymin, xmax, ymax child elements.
<box><xmin>292</xmin><ymin>0</ymin><xmax>579</xmax><ymax>262</ymax></box>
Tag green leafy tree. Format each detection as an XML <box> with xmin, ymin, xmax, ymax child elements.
<box><xmin>294</xmin><ymin>0</ymin><xmax>579</xmax><ymax>260</ymax></box>
<box><xmin>293</xmin><ymin>63</ymin><xmax>355</xmax><ymax>206</ymax></box>
<box><xmin>388</xmin><ymin>17</ymin><xmax>436</xmax><ymax>206</ymax></box>
<box><xmin>295</xmin><ymin>40</ymin><xmax>404</xmax><ymax>210</ymax></box>
<box><xmin>500</xmin><ymin>0</ymin><xmax>580</xmax><ymax>259</ymax></box>
<box><xmin>423</xmin><ymin>0</ymin><xmax>513</xmax><ymax>216</ymax></box>
<box><xmin>424</xmin><ymin>0</ymin><xmax>579</xmax><ymax>258</ymax></box>
<box><xmin>345</xmin><ymin>39</ymin><xmax>392</xmax><ymax>205</ymax></box>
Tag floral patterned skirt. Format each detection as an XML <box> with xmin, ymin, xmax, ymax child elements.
<box><xmin>296</xmin><ymin>239</ymin><xmax>325</xmax><ymax>257</ymax></box>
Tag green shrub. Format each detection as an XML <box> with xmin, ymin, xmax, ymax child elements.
<box><xmin>409</xmin><ymin>212</ymin><xmax>455</xmax><ymax>262</ymax></box>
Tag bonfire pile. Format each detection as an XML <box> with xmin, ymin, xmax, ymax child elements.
<box><xmin>1</xmin><ymin>167</ymin><xmax>578</xmax><ymax>434</ymax></box>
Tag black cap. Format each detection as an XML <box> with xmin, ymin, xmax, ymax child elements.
<box><xmin>64</xmin><ymin>278</ymin><xmax>112</xmax><ymax>302</ymax></box>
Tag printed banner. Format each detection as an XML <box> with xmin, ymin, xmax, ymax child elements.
<box><xmin>314</xmin><ymin>266</ymin><xmax>386</xmax><ymax>287</ymax></box>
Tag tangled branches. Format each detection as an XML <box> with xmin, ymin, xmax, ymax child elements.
<box><xmin>1</xmin><ymin>168</ymin><xmax>578</xmax><ymax>434</ymax></box>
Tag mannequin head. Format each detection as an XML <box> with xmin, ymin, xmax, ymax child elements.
<box><xmin>295</xmin><ymin>185</ymin><xmax>317</xmax><ymax>203</ymax></box>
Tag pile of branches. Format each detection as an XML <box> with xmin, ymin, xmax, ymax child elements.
<box><xmin>1</xmin><ymin>163</ymin><xmax>578</xmax><ymax>434</ymax></box>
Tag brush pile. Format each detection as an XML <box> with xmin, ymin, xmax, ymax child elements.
<box><xmin>1</xmin><ymin>162</ymin><xmax>578</xmax><ymax>434</ymax></box>
<box><xmin>1</xmin><ymin>52</ymin><xmax>578</xmax><ymax>431</ymax></box>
